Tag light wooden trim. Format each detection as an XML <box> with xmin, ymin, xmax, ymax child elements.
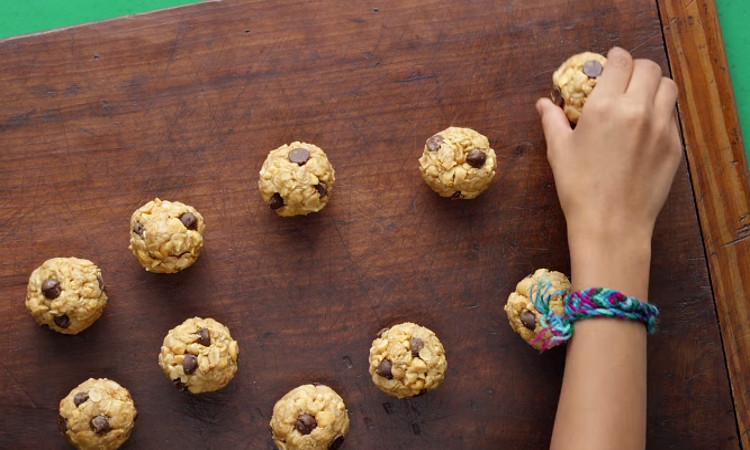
<box><xmin>658</xmin><ymin>0</ymin><xmax>750</xmax><ymax>446</ymax></box>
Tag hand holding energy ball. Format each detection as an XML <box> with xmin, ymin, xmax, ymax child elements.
<box><xmin>536</xmin><ymin>47</ymin><xmax>682</xmax><ymax>449</ymax></box>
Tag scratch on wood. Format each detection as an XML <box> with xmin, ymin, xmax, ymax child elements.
<box><xmin>398</xmin><ymin>74</ymin><xmax>436</xmax><ymax>83</ymax></box>
<box><xmin>629</xmin><ymin>32</ymin><xmax>662</xmax><ymax>54</ymax></box>
<box><xmin>682</xmin><ymin>0</ymin><xmax>697</xmax><ymax>13</ymax></box>
<box><xmin>424</xmin><ymin>73</ymin><xmax>453</xmax><ymax>97</ymax></box>
<box><xmin>165</xmin><ymin>24</ymin><xmax>185</xmax><ymax>72</ymax></box>
<box><xmin>0</xmin><ymin>111</ymin><xmax>34</xmax><ymax>132</ymax></box>
<box><xmin>720</xmin><ymin>223</ymin><xmax>750</xmax><ymax>248</ymax></box>
<box><xmin>74</xmin><ymin>126</ymin><xmax>98</xmax><ymax>137</ymax></box>
<box><xmin>0</xmin><ymin>363</ymin><xmax>38</xmax><ymax>408</ymax></box>
<box><xmin>68</xmin><ymin>28</ymin><xmax>76</xmax><ymax>57</ymax></box>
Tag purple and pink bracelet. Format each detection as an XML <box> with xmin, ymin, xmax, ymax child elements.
<box><xmin>529</xmin><ymin>278</ymin><xmax>659</xmax><ymax>351</ymax></box>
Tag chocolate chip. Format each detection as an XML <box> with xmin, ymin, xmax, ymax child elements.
<box><xmin>466</xmin><ymin>149</ymin><xmax>486</xmax><ymax>168</ymax></box>
<box><xmin>57</xmin><ymin>415</ymin><xmax>68</xmax><ymax>434</ymax></box>
<box><xmin>288</xmin><ymin>147</ymin><xmax>310</xmax><ymax>165</ymax></box>
<box><xmin>426</xmin><ymin>135</ymin><xmax>443</xmax><ymax>152</ymax></box>
<box><xmin>183</xmin><ymin>354</ymin><xmax>198</xmax><ymax>375</ymax></box>
<box><xmin>96</xmin><ymin>275</ymin><xmax>106</xmax><ymax>292</ymax></box>
<box><xmin>376</xmin><ymin>358</ymin><xmax>393</xmax><ymax>379</ymax></box>
<box><xmin>583</xmin><ymin>59</ymin><xmax>603</xmax><ymax>78</ymax></box>
<box><xmin>73</xmin><ymin>392</ymin><xmax>89</xmax><ymax>407</ymax></box>
<box><xmin>520</xmin><ymin>310</ymin><xmax>536</xmax><ymax>330</ymax></box>
<box><xmin>410</xmin><ymin>337</ymin><xmax>424</xmax><ymax>357</ymax></box>
<box><xmin>376</xmin><ymin>327</ymin><xmax>389</xmax><ymax>338</ymax></box>
<box><xmin>172</xmin><ymin>378</ymin><xmax>188</xmax><ymax>391</ymax></box>
<box><xmin>180</xmin><ymin>212</ymin><xmax>197</xmax><ymax>230</ymax></box>
<box><xmin>133</xmin><ymin>221</ymin><xmax>145</xmax><ymax>237</ymax></box>
<box><xmin>315</xmin><ymin>182</ymin><xmax>328</xmax><ymax>198</ymax></box>
<box><xmin>451</xmin><ymin>191</ymin><xmax>462</xmax><ymax>199</ymax></box>
<box><xmin>41</xmin><ymin>278</ymin><xmax>61</xmax><ymax>299</ymax></box>
<box><xmin>269</xmin><ymin>193</ymin><xmax>284</xmax><ymax>210</ymax></box>
<box><xmin>295</xmin><ymin>413</ymin><xmax>317</xmax><ymax>435</ymax></box>
<box><xmin>329</xmin><ymin>434</ymin><xmax>345</xmax><ymax>450</ymax></box>
<box><xmin>54</xmin><ymin>314</ymin><xmax>70</xmax><ymax>329</ymax></box>
<box><xmin>90</xmin><ymin>415</ymin><xmax>111</xmax><ymax>434</ymax></box>
<box><xmin>550</xmin><ymin>86</ymin><xmax>564</xmax><ymax>107</ymax></box>
<box><xmin>196</xmin><ymin>328</ymin><xmax>211</xmax><ymax>346</ymax></box>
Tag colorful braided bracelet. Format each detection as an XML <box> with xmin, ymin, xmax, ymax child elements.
<box><xmin>529</xmin><ymin>278</ymin><xmax>659</xmax><ymax>352</ymax></box>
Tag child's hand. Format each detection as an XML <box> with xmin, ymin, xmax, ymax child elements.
<box><xmin>536</xmin><ymin>47</ymin><xmax>682</xmax><ymax>244</ymax></box>
<box><xmin>540</xmin><ymin>47</ymin><xmax>682</xmax><ymax>449</ymax></box>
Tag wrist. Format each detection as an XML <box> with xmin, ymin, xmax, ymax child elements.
<box><xmin>567</xmin><ymin>224</ymin><xmax>652</xmax><ymax>300</ymax></box>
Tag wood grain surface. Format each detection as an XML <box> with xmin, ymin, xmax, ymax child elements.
<box><xmin>658</xmin><ymin>0</ymin><xmax>750</xmax><ymax>447</ymax></box>
<box><xmin>0</xmin><ymin>0</ymin><xmax>739</xmax><ymax>448</ymax></box>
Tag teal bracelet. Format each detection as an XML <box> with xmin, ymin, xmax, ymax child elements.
<box><xmin>530</xmin><ymin>279</ymin><xmax>659</xmax><ymax>351</ymax></box>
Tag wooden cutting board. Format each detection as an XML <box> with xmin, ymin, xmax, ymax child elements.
<box><xmin>0</xmin><ymin>0</ymin><xmax>740</xmax><ymax>448</ymax></box>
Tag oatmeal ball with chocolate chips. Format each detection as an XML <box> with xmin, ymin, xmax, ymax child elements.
<box><xmin>129</xmin><ymin>198</ymin><xmax>205</xmax><ymax>273</ymax></box>
<box><xmin>418</xmin><ymin>126</ymin><xmax>497</xmax><ymax>199</ymax></box>
<box><xmin>58</xmin><ymin>378</ymin><xmax>137</xmax><ymax>450</ymax></box>
<box><xmin>258</xmin><ymin>142</ymin><xmax>336</xmax><ymax>217</ymax></box>
<box><xmin>158</xmin><ymin>317</ymin><xmax>239</xmax><ymax>394</ymax></box>
<box><xmin>368</xmin><ymin>322</ymin><xmax>447</xmax><ymax>398</ymax></box>
<box><xmin>551</xmin><ymin>51</ymin><xmax>607</xmax><ymax>123</ymax></box>
<box><xmin>504</xmin><ymin>268</ymin><xmax>571</xmax><ymax>350</ymax></box>
<box><xmin>25</xmin><ymin>257</ymin><xmax>107</xmax><ymax>334</ymax></box>
<box><xmin>270</xmin><ymin>384</ymin><xmax>349</xmax><ymax>450</ymax></box>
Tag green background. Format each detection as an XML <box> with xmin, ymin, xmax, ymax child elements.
<box><xmin>716</xmin><ymin>0</ymin><xmax>749</xmax><ymax>165</ymax></box>
<box><xmin>0</xmin><ymin>0</ymin><xmax>747</xmax><ymax>164</ymax></box>
<box><xmin>0</xmin><ymin>0</ymin><xmax>200</xmax><ymax>38</ymax></box>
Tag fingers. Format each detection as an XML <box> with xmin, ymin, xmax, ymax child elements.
<box><xmin>653</xmin><ymin>77</ymin><xmax>679</xmax><ymax>119</ymax></box>
<box><xmin>664</xmin><ymin>108</ymin><xmax>684</xmax><ymax>164</ymax></box>
<box><xmin>536</xmin><ymin>97</ymin><xmax>572</xmax><ymax>149</ymax></box>
<box><xmin>627</xmin><ymin>59</ymin><xmax>664</xmax><ymax>103</ymax></box>
<box><xmin>593</xmin><ymin>47</ymin><xmax>634</xmax><ymax>96</ymax></box>
<box><xmin>668</xmin><ymin>114</ymin><xmax>683</xmax><ymax>156</ymax></box>
<box><xmin>653</xmin><ymin>77</ymin><xmax>681</xmax><ymax>160</ymax></box>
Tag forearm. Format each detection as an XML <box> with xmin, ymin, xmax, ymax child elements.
<box><xmin>536</xmin><ymin>46</ymin><xmax>680</xmax><ymax>450</ymax></box>
<box><xmin>550</xmin><ymin>228</ymin><xmax>652</xmax><ymax>450</ymax></box>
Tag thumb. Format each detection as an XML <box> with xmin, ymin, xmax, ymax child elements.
<box><xmin>535</xmin><ymin>97</ymin><xmax>572</xmax><ymax>148</ymax></box>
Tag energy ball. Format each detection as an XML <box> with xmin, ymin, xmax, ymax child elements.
<box><xmin>258</xmin><ymin>142</ymin><xmax>336</xmax><ymax>217</ymax></box>
<box><xmin>25</xmin><ymin>257</ymin><xmax>107</xmax><ymax>334</ymax></box>
<box><xmin>128</xmin><ymin>198</ymin><xmax>205</xmax><ymax>273</ymax></box>
<box><xmin>368</xmin><ymin>322</ymin><xmax>447</xmax><ymax>398</ymax></box>
<box><xmin>418</xmin><ymin>126</ymin><xmax>497</xmax><ymax>199</ymax></box>
<box><xmin>504</xmin><ymin>268</ymin><xmax>571</xmax><ymax>350</ymax></box>
<box><xmin>58</xmin><ymin>378</ymin><xmax>137</xmax><ymax>450</ymax></box>
<box><xmin>158</xmin><ymin>317</ymin><xmax>239</xmax><ymax>394</ymax></box>
<box><xmin>551</xmin><ymin>51</ymin><xmax>607</xmax><ymax>123</ymax></box>
<box><xmin>270</xmin><ymin>384</ymin><xmax>349</xmax><ymax>450</ymax></box>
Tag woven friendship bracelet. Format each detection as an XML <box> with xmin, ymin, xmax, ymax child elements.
<box><xmin>529</xmin><ymin>278</ymin><xmax>659</xmax><ymax>352</ymax></box>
